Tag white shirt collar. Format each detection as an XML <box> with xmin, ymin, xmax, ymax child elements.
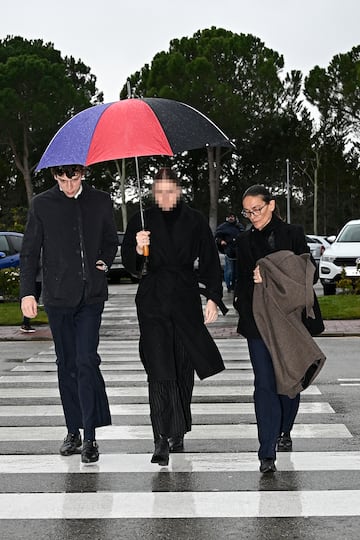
<box><xmin>58</xmin><ymin>182</ymin><xmax>83</xmax><ymax>199</ymax></box>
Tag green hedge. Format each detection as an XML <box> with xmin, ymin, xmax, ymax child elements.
<box><xmin>0</xmin><ymin>267</ymin><xmax>20</xmax><ymax>301</ymax></box>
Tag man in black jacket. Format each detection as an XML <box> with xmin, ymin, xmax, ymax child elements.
<box><xmin>215</xmin><ymin>212</ymin><xmax>244</xmax><ymax>292</ymax></box>
<box><xmin>20</xmin><ymin>165</ymin><xmax>118</xmax><ymax>464</ymax></box>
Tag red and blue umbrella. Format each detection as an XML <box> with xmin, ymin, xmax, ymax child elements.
<box><xmin>36</xmin><ymin>97</ymin><xmax>234</xmax><ymax>170</ymax></box>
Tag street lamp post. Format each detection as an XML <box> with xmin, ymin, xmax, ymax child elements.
<box><xmin>286</xmin><ymin>158</ymin><xmax>291</xmax><ymax>224</ymax></box>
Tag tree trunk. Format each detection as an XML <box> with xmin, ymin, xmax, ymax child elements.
<box><xmin>10</xmin><ymin>133</ymin><xmax>33</xmax><ymax>204</ymax></box>
<box><xmin>115</xmin><ymin>159</ymin><xmax>127</xmax><ymax>230</ymax></box>
<box><xmin>207</xmin><ymin>146</ymin><xmax>221</xmax><ymax>232</ymax></box>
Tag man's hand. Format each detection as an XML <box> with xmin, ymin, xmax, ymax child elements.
<box><xmin>21</xmin><ymin>296</ymin><xmax>38</xmax><ymax>318</ymax></box>
<box><xmin>204</xmin><ymin>299</ymin><xmax>218</xmax><ymax>324</ymax></box>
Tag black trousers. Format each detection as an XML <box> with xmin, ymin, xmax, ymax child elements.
<box><xmin>247</xmin><ymin>338</ymin><xmax>300</xmax><ymax>460</ymax></box>
<box><xmin>46</xmin><ymin>300</ymin><xmax>111</xmax><ymax>439</ymax></box>
<box><xmin>147</xmin><ymin>334</ymin><xmax>194</xmax><ymax>440</ymax></box>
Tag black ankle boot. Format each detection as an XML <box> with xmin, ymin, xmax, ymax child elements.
<box><xmin>168</xmin><ymin>435</ymin><xmax>184</xmax><ymax>452</ymax></box>
<box><xmin>151</xmin><ymin>437</ymin><xmax>169</xmax><ymax>466</ymax></box>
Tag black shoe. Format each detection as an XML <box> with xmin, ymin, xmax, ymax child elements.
<box><xmin>277</xmin><ymin>432</ymin><xmax>292</xmax><ymax>451</ymax></box>
<box><xmin>81</xmin><ymin>440</ymin><xmax>99</xmax><ymax>464</ymax></box>
<box><xmin>59</xmin><ymin>433</ymin><xmax>82</xmax><ymax>456</ymax></box>
<box><xmin>260</xmin><ymin>458</ymin><xmax>277</xmax><ymax>473</ymax></box>
<box><xmin>168</xmin><ymin>435</ymin><xmax>184</xmax><ymax>453</ymax></box>
<box><xmin>20</xmin><ymin>324</ymin><xmax>36</xmax><ymax>333</ymax></box>
<box><xmin>151</xmin><ymin>437</ymin><xmax>169</xmax><ymax>466</ymax></box>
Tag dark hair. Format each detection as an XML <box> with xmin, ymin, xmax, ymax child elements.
<box><xmin>242</xmin><ymin>184</ymin><xmax>274</xmax><ymax>203</ymax></box>
<box><xmin>242</xmin><ymin>184</ymin><xmax>282</xmax><ymax>218</ymax></box>
<box><xmin>51</xmin><ymin>165</ymin><xmax>85</xmax><ymax>178</ymax></box>
<box><xmin>154</xmin><ymin>167</ymin><xmax>181</xmax><ymax>186</ymax></box>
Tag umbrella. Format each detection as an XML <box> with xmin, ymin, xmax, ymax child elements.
<box><xmin>36</xmin><ymin>97</ymin><xmax>234</xmax><ymax>258</ymax></box>
<box><xmin>36</xmin><ymin>97</ymin><xmax>234</xmax><ymax>170</ymax></box>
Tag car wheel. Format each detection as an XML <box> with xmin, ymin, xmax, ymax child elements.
<box><xmin>323</xmin><ymin>283</ymin><xmax>336</xmax><ymax>295</ymax></box>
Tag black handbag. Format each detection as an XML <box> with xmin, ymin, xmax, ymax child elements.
<box><xmin>302</xmin><ymin>291</ymin><xmax>325</xmax><ymax>336</ymax></box>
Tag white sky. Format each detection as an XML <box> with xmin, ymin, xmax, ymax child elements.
<box><xmin>2</xmin><ymin>0</ymin><xmax>360</xmax><ymax>102</ymax></box>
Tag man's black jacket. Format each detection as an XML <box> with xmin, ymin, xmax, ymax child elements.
<box><xmin>20</xmin><ymin>182</ymin><xmax>118</xmax><ymax>307</ymax></box>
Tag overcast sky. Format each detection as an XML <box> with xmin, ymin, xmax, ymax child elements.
<box><xmin>2</xmin><ymin>0</ymin><xmax>360</xmax><ymax>102</ymax></box>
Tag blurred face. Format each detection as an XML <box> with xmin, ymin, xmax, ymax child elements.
<box><xmin>53</xmin><ymin>166</ymin><xmax>84</xmax><ymax>198</ymax></box>
<box><xmin>153</xmin><ymin>179</ymin><xmax>181</xmax><ymax>211</ymax></box>
<box><xmin>242</xmin><ymin>195</ymin><xmax>275</xmax><ymax>230</ymax></box>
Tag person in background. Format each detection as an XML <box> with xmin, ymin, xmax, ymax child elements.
<box><xmin>234</xmin><ymin>184</ymin><xmax>318</xmax><ymax>474</ymax></box>
<box><xmin>215</xmin><ymin>211</ymin><xmax>244</xmax><ymax>292</ymax></box>
<box><xmin>20</xmin><ymin>164</ymin><xmax>118</xmax><ymax>464</ymax></box>
<box><xmin>121</xmin><ymin>166</ymin><xmax>227</xmax><ymax>466</ymax></box>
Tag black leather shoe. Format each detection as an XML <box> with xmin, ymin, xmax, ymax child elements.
<box><xmin>151</xmin><ymin>438</ymin><xmax>169</xmax><ymax>466</ymax></box>
<box><xmin>259</xmin><ymin>458</ymin><xmax>277</xmax><ymax>473</ymax></box>
<box><xmin>59</xmin><ymin>433</ymin><xmax>82</xmax><ymax>456</ymax></box>
<box><xmin>81</xmin><ymin>440</ymin><xmax>99</xmax><ymax>464</ymax></box>
<box><xmin>168</xmin><ymin>435</ymin><xmax>184</xmax><ymax>452</ymax></box>
<box><xmin>277</xmin><ymin>432</ymin><xmax>292</xmax><ymax>451</ymax></box>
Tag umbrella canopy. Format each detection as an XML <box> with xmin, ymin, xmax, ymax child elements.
<box><xmin>36</xmin><ymin>97</ymin><xmax>234</xmax><ymax>171</ymax></box>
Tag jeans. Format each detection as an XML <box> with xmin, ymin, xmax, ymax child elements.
<box><xmin>224</xmin><ymin>255</ymin><xmax>236</xmax><ymax>291</ymax></box>
<box><xmin>247</xmin><ymin>338</ymin><xmax>300</xmax><ymax>459</ymax></box>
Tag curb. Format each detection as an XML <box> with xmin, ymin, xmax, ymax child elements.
<box><xmin>0</xmin><ymin>324</ymin><xmax>360</xmax><ymax>341</ymax></box>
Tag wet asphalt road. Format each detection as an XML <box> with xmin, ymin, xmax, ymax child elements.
<box><xmin>0</xmin><ymin>282</ymin><xmax>360</xmax><ymax>539</ymax></box>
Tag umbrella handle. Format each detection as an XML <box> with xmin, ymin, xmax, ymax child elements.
<box><xmin>143</xmin><ymin>245</ymin><xmax>149</xmax><ymax>257</ymax></box>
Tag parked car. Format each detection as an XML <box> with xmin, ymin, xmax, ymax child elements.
<box><xmin>319</xmin><ymin>219</ymin><xmax>360</xmax><ymax>295</ymax></box>
<box><xmin>306</xmin><ymin>235</ymin><xmax>331</xmax><ymax>264</ymax></box>
<box><xmin>107</xmin><ymin>232</ymin><xmax>138</xmax><ymax>283</ymax></box>
<box><xmin>0</xmin><ymin>232</ymin><xmax>23</xmax><ymax>269</ymax></box>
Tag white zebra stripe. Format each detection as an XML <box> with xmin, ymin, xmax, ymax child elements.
<box><xmin>0</xmin><ymin>451</ymin><xmax>358</xmax><ymax>474</ymax></box>
<box><xmin>1</xmin><ymin>490</ymin><xmax>360</xmax><ymax>519</ymax></box>
<box><xmin>0</xmin><ymin>424</ymin><xmax>352</xmax><ymax>441</ymax></box>
<box><xmin>0</xmin><ymin>402</ymin><xmax>334</xmax><ymax>416</ymax></box>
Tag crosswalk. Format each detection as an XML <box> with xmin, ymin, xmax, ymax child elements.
<box><xmin>0</xmin><ymin>295</ymin><xmax>359</xmax><ymax>538</ymax></box>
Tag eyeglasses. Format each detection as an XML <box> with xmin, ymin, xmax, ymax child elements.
<box><xmin>54</xmin><ymin>166</ymin><xmax>84</xmax><ymax>179</ymax></box>
<box><xmin>241</xmin><ymin>203</ymin><xmax>268</xmax><ymax>219</ymax></box>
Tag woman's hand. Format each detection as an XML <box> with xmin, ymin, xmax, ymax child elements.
<box><xmin>204</xmin><ymin>299</ymin><xmax>218</xmax><ymax>324</ymax></box>
<box><xmin>136</xmin><ymin>230</ymin><xmax>150</xmax><ymax>255</ymax></box>
<box><xmin>253</xmin><ymin>265</ymin><xmax>263</xmax><ymax>284</ymax></box>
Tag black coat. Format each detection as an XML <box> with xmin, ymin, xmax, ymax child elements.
<box><xmin>20</xmin><ymin>182</ymin><xmax>118</xmax><ymax>307</ymax></box>
<box><xmin>121</xmin><ymin>202</ymin><xmax>226</xmax><ymax>381</ymax></box>
<box><xmin>234</xmin><ymin>214</ymin><xmax>317</xmax><ymax>338</ymax></box>
<box><xmin>215</xmin><ymin>220</ymin><xmax>244</xmax><ymax>258</ymax></box>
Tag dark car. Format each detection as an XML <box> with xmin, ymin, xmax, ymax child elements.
<box><xmin>108</xmin><ymin>232</ymin><xmax>139</xmax><ymax>283</ymax></box>
<box><xmin>0</xmin><ymin>232</ymin><xmax>23</xmax><ymax>269</ymax></box>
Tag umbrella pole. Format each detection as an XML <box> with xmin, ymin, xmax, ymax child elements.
<box><xmin>135</xmin><ymin>157</ymin><xmax>149</xmax><ymax>258</ymax></box>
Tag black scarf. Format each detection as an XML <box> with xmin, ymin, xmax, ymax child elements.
<box><xmin>249</xmin><ymin>213</ymin><xmax>284</xmax><ymax>262</ymax></box>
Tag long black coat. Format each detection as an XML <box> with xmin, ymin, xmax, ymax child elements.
<box><xmin>234</xmin><ymin>214</ymin><xmax>317</xmax><ymax>338</ymax></box>
<box><xmin>121</xmin><ymin>202</ymin><xmax>226</xmax><ymax>381</ymax></box>
<box><xmin>20</xmin><ymin>182</ymin><xmax>118</xmax><ymax>307</ymax></box>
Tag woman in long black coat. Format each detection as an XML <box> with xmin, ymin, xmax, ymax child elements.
<box><xmin>121</xmin><ymin>167</ymin><xmax>227</xmax><ymax>465</ymax></box>
<box><xmin>234</xmin><ymin>184</ymin><xmax>318</xmax><ymax>474</ymax></box>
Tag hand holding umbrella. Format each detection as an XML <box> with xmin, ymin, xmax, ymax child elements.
<box><xmin>136</xmin><ymin>230</ymin><xmax>150</xmax><ymax>257</ymax></box>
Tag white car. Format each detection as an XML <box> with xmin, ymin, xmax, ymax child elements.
<box><xmin>319</xmin><ymin>219</ymin><xmax>360</xmax><ymax>295</ymax></box>
<box><xmin>306</xmin><ymin>235</ymin><xmax>330</xmax><ymax>264</ymax></box>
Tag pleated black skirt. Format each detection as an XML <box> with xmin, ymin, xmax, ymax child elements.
<box><xmin>148</xmin><ymin>333</ymin><xmax>194</xmax><ymax>439</ymax></box>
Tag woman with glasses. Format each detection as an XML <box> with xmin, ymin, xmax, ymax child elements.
<box><xmin>234</xmin><ymin>184</ymin><xmax>319</xmax><ymax>474</ymax></box>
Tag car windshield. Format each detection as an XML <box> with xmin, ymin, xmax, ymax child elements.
<box><xmin>337</xmin><ymin>225</ymin><xmax>360</xmax><ymax>243</ymax></box>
